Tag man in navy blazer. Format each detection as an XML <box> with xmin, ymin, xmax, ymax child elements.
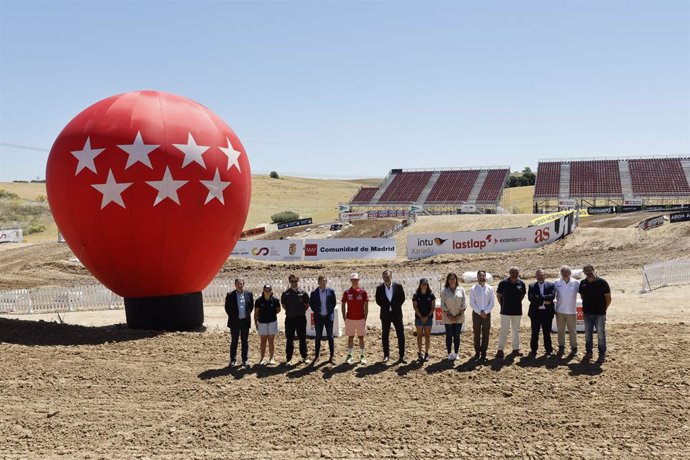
<box><xmin>527</xmin><ymin>269</ymin><xmax>556</xmax><ymax>357</ymax></box>
<box><xmin>309</xmin><ymin>275</ymin><xmax>337</xmax><ymax>363</ymax></box>
<box><xmin>375</xmin><ymin>270</ymin><xmax>407</xmax><ymax>363</ymax></box>
<box><xmin>224</xmin><ymin>278</ymin><xmax>254</xmax><ymax>367</ymax></box>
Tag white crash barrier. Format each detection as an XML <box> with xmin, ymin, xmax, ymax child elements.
<box><xmin>461</xmin><ymin>271</ymin><xmax>494</xmax><ymax>283</ymax></box>
<box><xmin>551</xmin><ymin>300</ymin><xmax>585</xmax><ymax>333</ymax></box>
<box><xmin>306</xmin><ymin>305</ymin><xmax>343</xmax><ymax>338</ymax></box>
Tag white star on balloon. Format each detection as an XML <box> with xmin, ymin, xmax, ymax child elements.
<box><xmin>71</xmin><ymin>137</ymin><xmax>105</xmax><ymax>175</ymax></box>
<box><xmin>91</xmin><ymin>169</ymin><xmax>133</xmax><ymax>209</ymax></box>
<box><xmin>200</xmin><ymin>168</ymin><xmax>231</xmax><ymax>205</ymax></box>
<box><xmin>117</xmin><ymin>131</ymin><xmax>159</xmax><ymax>169</ymax></box>
<box><xmin>173</xmin><ymin>133</ymin><xmax>210</xmax><ymax>169</ymax></box>
<box><xmin>146</xmin><ymin>166</ymin><xmax>189</xmax><ymax>206</ymax></box>
<box><xmin>219</xmin><ymin>137</ymin><xmax>242</xmax><ymax>172</ymax></box>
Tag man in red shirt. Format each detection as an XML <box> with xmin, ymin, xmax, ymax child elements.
<box><xmin>342</xmin><ymin>273</ymin><xmax>369</xmax><ymax>364</ymax></box>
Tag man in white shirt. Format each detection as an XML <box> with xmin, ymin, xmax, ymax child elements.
<box><xmin>469</xmin><ymin>270</ymin><xmax>494</xmax><ymax>362</ymax></box>
<box><xmin>554</xmin><ymin>265</ymin><xmax>580</xmax><ymax>356</ymax></box>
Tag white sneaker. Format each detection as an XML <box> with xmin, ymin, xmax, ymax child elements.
<box><xmin>447</xmin><ymin>353</ymin><xmax>454</xmax><ymax>361</ymax></box>
<box><xmin>268</xmin><ymin>357</ymin><xmax>276</xmax><ymax>365</ymax></box>
<box><xmin>453</xmin><ymin>353</ymin><xmax>459</xmax><ymax>361</ymax></box>
<box><xmin>258</xmin><ymin>358</ymin><xmax>266</xmax><ymax>366</ymax></box>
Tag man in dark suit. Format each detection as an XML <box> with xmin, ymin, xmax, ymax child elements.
<box><xmin>309</xmin><ymin>275</ymin><xmax>337</xmax><ymax>364</ymax></box>
<box><xmin>224</xmin><ymin>278</ymin><xmax>254</xmax><ymax>367</ymax></box>
<box><xmin>375</xmin><ymin>270</ymin><xmax>407</xmax><ymax>363</ymax></box>
<box><xmin>527</xmin><ymin>269</ymin><xmax>556</xmax><ymax>358</ymax></box>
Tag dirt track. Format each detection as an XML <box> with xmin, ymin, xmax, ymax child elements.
<box><xmin>1</xmin><ymin>319</ymin><xmax>688</xmax><ymax>459</ymax></box>
<box><xmin>1</xmin><ymin>217</ymin><xmax>690</xmax><ymax>459</ymax></box>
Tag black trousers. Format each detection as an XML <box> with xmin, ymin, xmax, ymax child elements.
<box><xmin>381</xmin><ymin>313</ymin><xmax>405</xmax><ymax>358</ymax></box>
<box><xmin>472</xmin><ymin>312</ymin><xmax>491</xmax><ymax>353</ymax></box>
<box><xmin>285</xmin><ymin>315</ymin><xmax>308</xmax><ymax>361</ymax></box>
<box><xmin>314</xmin><ymin>315</ymin><xmax>335</xmax><ymax>358</ymax></box>
<box><xmin>530</xmin><ymin>311</ymin><xmax>554</xmax><ymax>353</ymax></box>
<box><xmin>229</xmin><ymin>318</ymin><xmax>250</xmax><ymax>363</ymax></box>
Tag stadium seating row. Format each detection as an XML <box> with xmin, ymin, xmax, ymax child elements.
<box><xmin>349</xmin><ymin>168</ymin><xmax>509</xmax><ymax>206</ymax></box>
<box><xmin>535</xmin><ymin>157</ymin><xmax>690</xmax><ymax>198</ymax></box>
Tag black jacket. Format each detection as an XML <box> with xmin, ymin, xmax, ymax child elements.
<box><xmin>375</xmin><ymin>282</ymin><xmax>406</xmax><ymax>320</ymax></box>
<box><xmin>309</xmin><ymin>287</ymin><xmax>337</xmax><ymax>321</ymax></box>
<box><xmin>527</xmin><ymin>281</ymin><xmax>555</xmax><ymax>317</ymax></box>
<box><xmin>225</xmin><ymin>290</ymin><xmax>254</xmax><ymax>327</ymax></box>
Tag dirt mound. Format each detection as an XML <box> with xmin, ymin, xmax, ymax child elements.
<box><xmin>1</xmin><ymin>319</ymin><xmax>687</xmax><ymax>458</ymax></box>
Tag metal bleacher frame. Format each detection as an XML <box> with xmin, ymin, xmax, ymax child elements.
<box><xmin>533</xmin><ymin>155</ymin><xmax>690</xmax><ymax>213</ymax></box>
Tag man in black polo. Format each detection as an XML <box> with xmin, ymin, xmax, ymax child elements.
<box><xmin>495</xmin><ymin>266</ymin><xmax>526</xmax><ymax>359</ymax></box>
<box><xmin>579</xmin><ymin>264</ymin><xmax>611</xmax><ymax>363</ymax></box>
<box><xmin>281</xmin><ymin>274</ymin><xmax>310</xmax><ymax>366</ymax></box>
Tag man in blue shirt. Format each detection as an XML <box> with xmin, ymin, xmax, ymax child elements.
<box><xmin>309</xmin><ymin>275</ymin><xmax>337</xmax><ymax>364</ymax></box>
<box><xmin>224</xmin><ymin>278</ymin><xmax>254</xmax><ymax>368</ymax></box>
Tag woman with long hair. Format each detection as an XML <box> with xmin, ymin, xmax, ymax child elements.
<box><xmin>412</xmin><ymin>278</ymin><xmax>436</xmax><ymax>362</ymax></box>
<box><xmin>441</xmin><ymin>272</ymin><xmax>467</xmax><ymax>361</ymax></box>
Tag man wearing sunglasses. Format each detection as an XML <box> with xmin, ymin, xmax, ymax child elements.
<box><xmin>281</xmin><ymin>274</ymin><xmax>310</xmax><ymax>366</ymax></box>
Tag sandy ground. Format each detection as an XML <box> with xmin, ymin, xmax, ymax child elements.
<box><xmin>1</xmin><ymin>214</ymin><xmax>689</xmax><ymax>459</ymax></box>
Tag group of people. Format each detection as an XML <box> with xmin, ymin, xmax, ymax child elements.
<box><xmin>224</xmin><ymin>264</ymin><xmax>611</xmax><ymax>368</ymax></box>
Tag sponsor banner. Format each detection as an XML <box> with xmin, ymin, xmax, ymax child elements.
<box><xmin>624</xmin><ymin>198</ymin><xmax>643</xmax><ymax>206</ymax></box>
<box><xmin>645</xmin><ymin>205</ymin><xmax>666</xmax><ymax>212</ymax></box>
<box><xmin>668</xmin><ymin>204</ymin><xmax>690</xmax><ymax>211</ymax></box>
<box><xmin>639</xmin><ymin>215</ymin><xmax>665</xmax><ymax>231</ymax></box>
<box><xmin>621</xmin><ymin>205</ymin><xmax>642</xmax><ymax>213</ymax></box>
<box><xmin>339</xmin><ymin>204</ymin><xmax>351</xmax><ymax>212</ymax></box>
<box><xmin>408</xmin><ymin>213</ymin><xmax>577</xmax><ymax>259</ymax></box>
<box><xmin>530</xmin><ymin>209</ymin><xmax>587</xmax><ymax>226</ymax></box>
<box><xmin>339</xmin><ymin>211</ymin><xmax>368</xmax><ymax>221</ymax></box>
<box><xmin>277</xmin><ymin>218</ymin><xmax>313</xmax><ymax>230</ymax></box>
<box><xmin>240</xmin><ymin>226</ymin><xmax>266</xmax><ymax>238</ymax></box>
<box><xmin>231</xmin><ymin>240</ymin><xmax>303</xmax><ymax>261</ymax></box>
<box><xmin>410</xmin><ymin>205</ymin><xmax>424</xmax><ymax>213</ymax></box>
<box><xmin>0</xmin><ymin>228</ymin><xmax>22</xmax><ymax>243</ymax></box>
<box><xmin>670</xmin><ymin>211</ymin><xmax>690</xmax><ymax>223</ymax></box>
<box><xmin>587</xmin><ymin>206</ymin><xmax>616</xmax><ymax>215</ymax></box>
<box><xmin>304</xmin><ymin>238</ymin><xmax>397</xmax><ymax>260</ymax></box>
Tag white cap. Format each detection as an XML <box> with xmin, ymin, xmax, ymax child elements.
<box><xmin>350</xmin><ymin>273</ymin><xmax>359</xmax><ymax>280</ymax></box>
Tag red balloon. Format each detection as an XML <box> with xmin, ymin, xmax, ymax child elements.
<box><xmin>46</xmin><ymin>91</ymin><xmax>251</xmax><ymax>328</ymax></box>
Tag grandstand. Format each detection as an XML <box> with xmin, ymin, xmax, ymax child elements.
<box><xmin>346</xmin><ymin>167</ymin><xmax>510</xmax><ymax>214</ymax></box>
<box><xmin>533</xmin><ymin>156</ymin><xmax>690</xmax><ymax>211</ymax></box>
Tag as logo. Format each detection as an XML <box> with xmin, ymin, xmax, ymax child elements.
<box><xmin>251</xmin><ymin>247</ymin><xmax>269</xmax><ymax>256</ymax></box>
<box><xmin>534</xmin><ymin>227</ymin><xmax>550</xmax><ymax>243</ymax></box>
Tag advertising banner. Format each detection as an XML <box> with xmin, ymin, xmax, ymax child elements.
<box><xmin>339</xmin><ymin>211</ymin><xmax>368</xmax><ymax>221</ymax></box>
<box><xmin>231</xmin><ymin>240</ymin><xmax>303</xmax><ymax>261</ymax></box>
<box><xmin>277</xmin><ymin>218</ymin><xmax>313</xmax><ymax>230</ymax></box>
<box><xmin>304</xmin><ymin>238</ymin><xmax>397</xmax><ymax>260</ymax></box>
<box><xmin>624</xmin><ymin>198</ymin><xmax>643</xmax><ymax>206</ymax></box>
<box><xmin>670</xmin><ymin>211</ymin><xmax>690</xmax><ymax>223</ymax></box>
<box><xmin>458</xmin><ymin>205</ymin><xmax>477</xmax><ymax>214</ymax></box>
<box><xmin>587</xmin><ymin>206</ymin><xmax>616</xmax><ymax>215</ymax></box>
<box><xmin>621</xmin><ymin>205</ymin><xmax>643</xmax><ymax>213</ymax></box>
<box><xmin>407</xmin><ymin>213</ymin><xmax>576</xmax><ymax>259</ymax></box>
<box><xmin>0</xmin><ymin>228</ymin><xmax>22</xmax><ymax>243</ymax></box>
<box><xmin>240</xmin><ymin>226</ymin><xmax>266</xmax><ymax>238</ymax></box>
<box><xmin>639</xmin><ymin>215</ymin><xmax>665</xmax><ymax>230</ymax></box>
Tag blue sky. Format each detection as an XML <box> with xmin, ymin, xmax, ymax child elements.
<box><xmin>1</xmin><ymin>0</ymin><xmax>688</xmax><ymax>181</ymax></box>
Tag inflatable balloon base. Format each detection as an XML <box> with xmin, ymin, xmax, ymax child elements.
<box><xmin>124</xmin><ymin>292</ymin><xmax>204</xmax><ymax>331</ymax></box>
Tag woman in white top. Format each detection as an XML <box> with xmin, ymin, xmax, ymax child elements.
<box><xmin>441</xmin><ymin>272</ymin><xmax>467</xmax><ymax>361</ymax></box>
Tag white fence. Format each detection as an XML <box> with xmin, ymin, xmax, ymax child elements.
<box><xmin>0</xmin><ymin>274</ymin><xmax>444</xmax><ymax>315</ymax></box>
<box><xmin>642</xmin><ymin>259</ymin><xmax>690</xmax><ymax>292</ymax></box>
